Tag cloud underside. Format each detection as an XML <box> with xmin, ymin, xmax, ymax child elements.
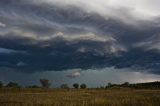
<box><xmin>0</xmin><ymin>0</ymin><xmax>160</xmax><ymax>74</ymax></box>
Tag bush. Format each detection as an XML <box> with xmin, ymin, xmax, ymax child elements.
<box><xmin>73</xmin><ymin>83</ymin><xmax>79</xmax><ymax>89</ymax></box>
<box><xmin>6</xmin><ymin>82</ymin><xmax>20</xmax><ymax>88</ymax></box>
<box><xmin>80</xmin><ymin>84</ymin><xmax>87</xmax><ymax>89</ymax></box>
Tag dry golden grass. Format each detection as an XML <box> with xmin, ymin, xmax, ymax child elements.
<box><xmin>0</xmin><ymin>88</ymin><xmax>160</xmax><ymax>106</ymax></box>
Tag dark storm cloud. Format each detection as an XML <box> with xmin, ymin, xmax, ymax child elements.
<box><xmin>0</xmin><ymin>0</ymin><xmax>160</xmax><ymax>74</ymax></box>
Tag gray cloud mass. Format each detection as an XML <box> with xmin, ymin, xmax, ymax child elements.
<box><xmin>0</xmin><ymin>0</ymin><xmax>160</xmax><ymax>74</ymax></box>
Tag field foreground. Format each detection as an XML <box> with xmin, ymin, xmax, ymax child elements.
<box><xmin>0</xmin><ymin>88</ymin><xmax>160</xmax><ymax>106</ymax></box>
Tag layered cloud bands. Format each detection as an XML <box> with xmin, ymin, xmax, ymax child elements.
<box><xmin>0</xmin><ymin>0</ymin><xmax>160</xmax><ymax>74</ymax></box>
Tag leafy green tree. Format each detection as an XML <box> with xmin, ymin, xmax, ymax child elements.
<box><xmin>6</xmin><ymin>82</ymin><xmax>20</xmax><ymax>88</ymax></box>
<box><xmin>80</xmin><ymin>84</ymin><xmax>87</xmax><ymax>89</ymax></box>
<box><xmin>73</xmin><ymin>83</ymin><xmax>79</xmax><ymax>89</ymax></box>
<box><xmin>40</xmin><ymin>79</ymin><xmax>51</xmax><ymax>88</ymax></box>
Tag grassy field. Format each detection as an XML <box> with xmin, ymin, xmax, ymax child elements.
<box><xmin>0</xmin><ymin>88</ymin><xmax>160</xmax><ymax>106</ymax></box>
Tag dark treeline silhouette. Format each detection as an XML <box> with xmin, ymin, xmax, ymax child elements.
<box><xmin>0</xmin><ymin>79</ymin><xmax>160</xmax><ymax>89</ymax></box>
<box><xmin>105</xmin><ymin>81</ymin><xmax>160</xmax><ymax>89</ymax></box>
<box><xmin>6</xmin><ymin>82</ymin><xmax>21</xmax><ymax>88</ymax></box>
<box><xmin>130</xmin><ymin>82</ymin><xmax>160</xmax><ymax>89</ymax></box>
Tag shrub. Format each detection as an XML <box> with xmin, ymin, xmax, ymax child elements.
<box><xmin>6</xmin><ymin>82</ymin><xmax>20</xmax><ymax>88</ymax></box>
<box><xmin>80</xmin><ymin>84</ymin><xmax>87</xmax><ymax>89</ymax></box>
<box><xmin>73</xmin><ymin>83</ymin><xmax>79</xmax><ymax>89</ymax></box>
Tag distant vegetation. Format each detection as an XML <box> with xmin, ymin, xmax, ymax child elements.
<box><xmin>73</xmin><ymin>83</ymin><xmax>79</xmax><ymax>89</ymax></box>
<box><xmin>0</xmin><ymin>79</ymin><xmax>160</xmax><ymax>89</ymax></box>
<box><xmin>105</xmin><ymin>81</ymin><xmax>160</xmax><ymax>89</ymax></box>
<box><xmin>80</xmin><ymin>84</ymin><xmax>87</xmax><ymax>89</ymax></box>
<box><xmin>6</xmin><ymin>82</ymin><xmax>21</xmax><ymax>88</ymax></box>
<box><xmin>40</xmin><ymin>79</ymin><xmax>51</xmax><ymax>88</ymax></box>
<box><xmin>0</xmin><ymin>81</ymin><xmax>3</xmax><ymax>88</ymax></box>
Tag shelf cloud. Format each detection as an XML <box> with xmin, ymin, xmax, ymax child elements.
<box><xmin>0</xmin><ymin>0</ymin><xmax>160</xmax><ymax>74</ymax></box>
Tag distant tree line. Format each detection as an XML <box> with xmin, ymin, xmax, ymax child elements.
<box><xmin>0</xmin><ymin>79</ymin><xmax>50</xmax><ymax>89</ymax></box>
<box><xmin>105</xmin><ymin>81</ymin><xmax>160</xmax><ymax>89</ymax></box>
<box><xmin>0</xmin><ymin>81</ymin><xmax>21</xmax><ymax>88</ymax></box>
<box><xmin>0</xmin><ymin>79</ymin><xmax>160</xmax><ymax>89</ymax></box>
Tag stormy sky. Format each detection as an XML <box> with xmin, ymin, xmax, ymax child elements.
<box><xmin>0</xmin><ymin>0</ymin><xmax>160</xmax><ymax>87</ymax></box>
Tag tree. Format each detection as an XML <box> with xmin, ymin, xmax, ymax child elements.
<box><xmin>40</xmin><ymin>79</ymin><xmax>50</xmax><ymax>88</ymax></box>
<box><xmin>60</xmin><ymin>84</ymin><xmax>69</xmax><ymax>89</ymax></box>
<box><xmin>6</xmin><ymin>82</ymin><xmax>20</xmax><ymax>88</ymax></box>
<box><xmin>108</xmin><ymin>82</ymin><xmax>112</xmax><ymax>87</ymax></box>
<box><xmin>80</xmin><ymin>84</ymin><xmax>87</xmax><ymax>89</ymax></box>
<box><xmin>73</xmin><ymin>83</ymin><xmax>79</xmax><ymax>89</ymax></box>
<box><xmin>0</xmin><ymin>81</ymin><xmax>3</xmax><ymax>88</ymax></box>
